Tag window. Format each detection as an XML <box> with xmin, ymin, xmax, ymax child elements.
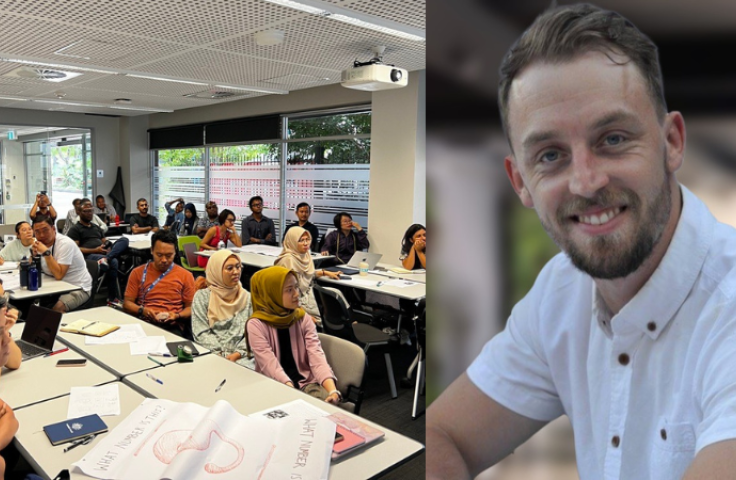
<box><xmin>153</xmin><ymin>148</ymin><xmax>205</xmax><ymax>221</ymax></box>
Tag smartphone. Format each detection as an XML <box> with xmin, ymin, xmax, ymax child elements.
<box><xmin>56</xmin><ymin>359</ymin><xmax>87</xmax><ymax>367</ymax></box>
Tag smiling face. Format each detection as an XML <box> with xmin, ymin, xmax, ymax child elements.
<box><xmin>504</xmin><ymin>52</ymin><xmax>684</xmax><ymax>279</ymax></box>
<box><xmin>412</xmin><ymin>229</ymin><xmax>426</xmax><ymax>249</ymax></box>
<box><xmin>282</xmin><ymin>274</ymin><xmax>300</xmax><ymax>309</ymax></box>
<box><xmin>80</xmin><ymin>202</ymin><xmax>94</xmax><ymax>223</ymax></box>
<box><xmin>222</xmin><ymin>256</ymin><xmax>242</xmax><ymax>287</ymax></box>
<box><xmin>96</xmin><ymin>197</ymin><xmax>105</xmax><ymax>209</ymax></box>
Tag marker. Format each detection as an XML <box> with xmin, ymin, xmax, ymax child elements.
<box><xmin>215</xmin><ymin>379</ymin><xmax>226</xmax><ymax>393</ymax></box>
<box><xmin>147</xmin><ymin>355</ymin><xmax>165</xmax><ymax>367</ymax></box>
<box><xmin>146</xmin><ymin>373</ymin><xmax>164</xmax><ymax>385</ymax></box>
<box><xmin>45</xmin><ymin>348</ymin><xmax>69</xmax><ymax>357</ymax></box>
<box><xmin>63</xmin><ymin>434</ymin><xmax>97</xmax><ymax>453</ymax></box>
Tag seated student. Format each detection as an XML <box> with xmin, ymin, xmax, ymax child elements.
<box><xmin>241</xmin><ymin>196</ymin><xmax>277</xmax><ymax>246</ymax></box>
<box><xmin>63</xmin><ymin>198</ymin><xmax>107</xmax><ymax>235</ymax></box>
<box><xmin>196</xmin><ymin>201</ymin><xmax>219</xmax><ymax>239</ymax></box>
<box><xmin>282</xmin><ymin>202</ymin><xmax>319</xmax><ymax>252</ymax></box>
<box><xmin>179</xmin><ymin>203</ymin><xmax>199</xmax><ymax>237</ymax></box>
<box><xmin>130</xmin><ymin>198</ymin><xmax>160</xmax><ymax>234</ymax></box>
<box><xmin>321</xmin><ymin>212</ymin><xmax>369</xmax><ymax>264</ymax></box>
<box><xmin>123</xmin><ymin>230</ymin><xmax>195</xmax><ymax>338</ymax></box>
<box><xmin>191</xmin><ymin>249</ymin><xmax>253</xmax><ymax>368</ymax></box>
<box><xmin>0</xmin><ymin>288</ymin><xmax>21</xmax><ymax>377</ymax></box>
<box><xmin>32</xmin><ymin>215</ymin><xmax>93</xmax><ymax>313</ymax></box>
<box><xmin>245</xmin><ymin>266</ymin><xmax>341</xmax><ymax>405</ymax></box>
<box><xmin>0</xmin><ymin>222</ymin><xmax>34</xmax><ymax>265</ymax></box>
<box><xmin>29</xmin><ymin>192</ymin><xmax>56</xmax><ymax>222</ymax></box>
<box><xmin>275</xmin><ymin>227</ymin><xmax>341</xmax><ymax>325</ymax></box>
<box><xmin>94</xmin><ymin>195</ymin><xmax>117</xmax><ymax>224</ymax></box>
<box><xmin>400</xmin><ymin>224</ymin><xmax>426</xmax><ymax>270</ymax></box>
<box><xmin>67</xmin><ymin>200</ymin><xmax>130</xmax><ymax>303</ymax></box>
<box><xmin>198</xmin><ymin>209</ymin><xmax>242</xmax><ymax>268</ymax></box>
<box><xmin>164</xmin><ymin>197</ymin><xmax>185</xmax><ymax>232</ymax></box>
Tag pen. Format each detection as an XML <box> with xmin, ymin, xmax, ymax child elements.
<box><xmin>45</xmin><ymin>348</ymin><xmax>69</xmax><ymax>357</ymax></box>
<box><xmin>215</xmin><ymin>379</ymin><xmax>226</xmax><ymax>392</ymax></box>
<box><xmin>376</xmin><ymin>281</ymin><xmax>385</xmax><ymax>287</ymax></box>
<box><xmin>63</xmin><ymin>434</ymin><xmax>97</xmax><ymax>453</ymax></box>
<box><xmin>148</xmin><ymin>353</ymin><xmax>173</xmax><ymax>357</ymax></box>
<box><xmin>80</xmin><ymin>321</ymin><xmax>98</xmax><ymax>330</ymax></box>
<box><xmin>147</xmin><ymin>355</ymin><xmax>165</xmax><ymax>367</ymax></box>
<box><xmin>146</xmin><ymin>372</ymin><xmax>164</xmax><ymax>385</ymax></box>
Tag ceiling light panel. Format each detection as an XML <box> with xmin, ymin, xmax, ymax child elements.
<box><xmin>342</xmin><ymin>0</ymin><xmax>425</xmax><ymax>31</ymax></box>
<box><xmin>0</xmin><ymin>0</ymin><xmax>297</xmax><ymax>46</ymax></box>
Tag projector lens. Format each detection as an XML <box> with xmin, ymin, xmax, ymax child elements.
<box><xmin>390</xmin><ymin>69</ymin><xmax>402</xmax><ymax>82</ymax></box>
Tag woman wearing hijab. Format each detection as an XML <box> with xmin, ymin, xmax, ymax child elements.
<box><xmin>191</xmin><ymin>249</ymin><xmax>253</xmax><ymax>368</ymax></box>
<box><xmin>246</xmin><ymin>266</ymin><xmax>341</xmax><ymax>404</ymax></box>
<box><xmin>274</xmin><ymin>227</ymin><xmax>341</xmax><ymax>325</ymax></box>
<box><xmin>178</xmin><ymin>203</ymin><xmax>199</xmax><ymax>237</ymax></box>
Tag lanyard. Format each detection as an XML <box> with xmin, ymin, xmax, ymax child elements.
<box><xmin>140</xmin><ymin>261</ymin><xmax>174</xmax><ymax>302</ymax></box>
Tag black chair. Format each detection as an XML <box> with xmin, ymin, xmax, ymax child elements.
<box><xmin>313</xmin><ymin>284</ymin><xmax>398</xmax><ymax>398</ymax></box>
<box><xmin>411</xmin><ymin>299</ymin><xmax>426</xmax><ymax>419</ymax></box>
<box><xmin>81</xmin><ymin>258</ymin><xmax>103</xmax><ymax>309</ymax></box>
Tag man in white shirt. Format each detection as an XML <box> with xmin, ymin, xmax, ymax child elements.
<box><xmin>428</xmin><ymin>4</ymin><xmax>736</xmax><ymax>479</ymax></box>
<box><xmin>32</xmin><ymin>215</ymin><xmax>92</xmax><ymax>312</ymax></box>
<box><xmin>63</xmin><ymin>198</ymin><xmax>108</xmax><ymax>235</ymax></box>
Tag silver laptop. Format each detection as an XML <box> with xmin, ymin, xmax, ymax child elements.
<box><xmin>16</xmin><ymin>305</ymin><xmax>63</xmax><ymax>360</ymax></box>
<box><xmin>327</xmin><ymin>252</ymin><xmax>383</xmax><ymax>275</ymax></box>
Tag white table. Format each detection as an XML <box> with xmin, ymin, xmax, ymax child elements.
<box><xmin>196</xmin><ymin>248</ymin><xmax>334</xmax><ymax>269</ymax></box>
<box><xmin>1</xmin><ymin>324</ymin><xmax>117</xmax><ymax>410</ymax></box>
<box><xmin>13</xmin><ymin>382</ymin><xmax>148</xmax><ymax>480</ymax></box>
<box><xmin>124</xmin><ymin>354</ymin><xmax>424</xmax><ymax>479</ymax></box>
<box><xmin>370</xmin><ymin>263</ymin><xmax>426</xmax><ymax>284</ymax></box>
<box><xmin>7</xmin><ymin>273</ymin><xmax>82</xmax><ymax>301</ymax></box>
<box><xmin>57</xmin><ymin>307</ymin><xmax>210</xmax><ymax>377</ymax></box>
<box><xmin>318</xmin><ymin>272</ymin><xmax>426</xmax><ymax>301</ymax></box>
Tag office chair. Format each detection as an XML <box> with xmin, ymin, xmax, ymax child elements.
<box><xmin>178</xmin><ymin>235</ymin><xmax>205</xmax><ymax>277</ymax></box>
<box><xmin>56</xmin><ymin>219</ymin><xmax>66</xmax><ymax>234</ymax></box>
<box><xmin>410</xmin><ymin>299</ymin><xmax>426</xmax><ymax>419</ymax></box>
<box><xmin>81</xmin><ymin>258</ymin><xmax>103</xmax><ymax>309</ymax></box>
<box><xmin>318</xmin><ymin>332</ymin><xmax>366</xmax><ymax>414</ymax></box>
<box><xmin>313</xmin><ymin>284</ymin><xmax>398</xmax><ymax>399</ymax></box>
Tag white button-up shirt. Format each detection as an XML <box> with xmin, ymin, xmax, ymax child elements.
<box><xmin>468</xmin><ymin>186</ymin><xmax>736</xmax><ymax>479</ymax></box>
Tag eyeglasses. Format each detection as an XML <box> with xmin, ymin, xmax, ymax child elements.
<box><xmin>206</xmin><ymin>205</ymin><xmax>217</xmax><ymax>209</ymax></box>
<box><xmin>251</xmin><ymin>203</ymin><xmax>263</xmax><ymax>208</ymax></box>
<box><xmin>224</xmin><ymin>264</ymin><xmax>242</xmax><ymax>272</ymax></box>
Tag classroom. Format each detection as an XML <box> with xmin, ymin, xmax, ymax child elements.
<box><xmin>0</xmin><ymin>0</ymin><xmax>425</xmax><ymax>478</ymax></box>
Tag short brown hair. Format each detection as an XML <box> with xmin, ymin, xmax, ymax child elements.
<box><xmin>498</xmin><ymin>4</ymin><xmax>666</xmax><ymax>144</ymax></box>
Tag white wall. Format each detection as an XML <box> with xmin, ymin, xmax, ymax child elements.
<box><xmin>368</xmin><ymin>70</ymin><xmax>426</xmax><ymax>264</ymax></box>
<box><xmin>0</xmin><ymin>107</ymin><xmax>121</xmax><ymax>209</ymax></box>
<box><xmin>0</xmin><ymin>139</ymin><xmax>26</xmax><ymax>224</ymax></box>
<box><xmin>119</xmin><ymin>116</ymin><xmax>150</xmax><ymax>213</ymax></box>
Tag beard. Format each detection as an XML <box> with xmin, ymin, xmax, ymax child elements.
<box><xmin>539</xmin><ymin>168</ymin><xmax>672</xmax><ymax>280</ymax></box>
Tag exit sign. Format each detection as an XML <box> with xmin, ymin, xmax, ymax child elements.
<box><xmin>6</xmin><ymin>131</ymin><xmax>15</xmax><ymax>140</ymax></box>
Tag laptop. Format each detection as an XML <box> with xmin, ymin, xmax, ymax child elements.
<box><xmin>16</xmin><ymin>305</ymin><xmax>63</xmax><ymax>360</ymax></box>
<box><xmin>326</xmin><ymin>252</ymin><xmax>383</xmax><ymax>275</ymax></box>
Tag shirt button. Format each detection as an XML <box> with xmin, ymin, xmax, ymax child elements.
<box><xmin>611</xmin><ymin>435</ymin><xmax>620</xmax><ymax>448</ymax></box>
<box><xmin>647</xmin><ymin>322</ymin><xmax>657</xmax><ymax>332</ymax></box>
<box><xmin>618</xmin><ymin>353</ymin><xmax>630</xmax><ymax>366</ymax></box>
<box><xmin>660</xmin><ymin>429</ymin><xmax>667</xmax><ymax>440</ymax></box>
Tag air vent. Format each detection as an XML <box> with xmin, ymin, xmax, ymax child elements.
<box><xmin>4</xmin><ymin>66</ymin><xmax>82</xmax><ymax>83</ymax></box>
<box><xmin>184</xmin><ymin>90</ymin><xmax>251</xmax><ymax>100</ymax></box>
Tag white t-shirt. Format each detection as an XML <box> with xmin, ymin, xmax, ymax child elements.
<box><xmin>468</xmin><ymin>186</ymin><xmax>736</xmax><ymax>479</ymax></box>
<box><xmin>40</xmin><ymin>233</ymin><xmax>92</xmax><ymax>293</ymax></box>
<box><xmin>0</xmin><ymin>239</ymin><xmax>33</xmax><ymax>262</ymax></box>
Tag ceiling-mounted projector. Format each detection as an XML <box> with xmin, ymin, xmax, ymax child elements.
<box><xmin>342</xmin><ymin>47</ymin><xmax>407</xmax><ymax>91</ymax></box>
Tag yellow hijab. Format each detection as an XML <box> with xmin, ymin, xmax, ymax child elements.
<box><xmin>250</xmin><ymin>266</ymin><xmax>305</xmax><ymax>328</ymax></box>
<box><xmin>275</xmin><ymin>227</ymin><xmax>315</xmax><ymax>294</ymax></box>
<box><xmin>205</xmin><ymin>249</ymin><xmax>249</xmax><ymax>328</ymax></box>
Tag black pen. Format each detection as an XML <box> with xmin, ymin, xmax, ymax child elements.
<box><xmin>63</xmin><ymin>434</ymin><xmax>97</xmax><ymax>453</ymax></box>
<box><xmin>215</xmin><ymin>378</ymin><xmax>226</xmax><ymax>392</ymax></box>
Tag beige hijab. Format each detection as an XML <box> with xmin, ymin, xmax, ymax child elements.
<box><xmin>205</xmin><ymin>249</ymin><xmax>249</xmax><ymax>327</ymax></box>
<box><xmin>275</xmin><ymin>227</ymin><xmax>315</xmax><ymax>294</ymax></box>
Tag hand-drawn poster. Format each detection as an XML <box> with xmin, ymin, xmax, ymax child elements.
<box><xmin>72</xmin><ymin>398</ymin><xmax>335</xmax><ymax>480</ymax></box>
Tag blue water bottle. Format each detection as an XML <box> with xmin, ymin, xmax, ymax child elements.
<box><xmin>28</xmin><ymin>264</ymin><xmax>39</xmax><ymax>291</ymax></box>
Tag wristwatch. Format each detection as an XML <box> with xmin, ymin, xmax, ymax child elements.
<box><xmin>138</xmin><ymin>306</ymin><xmax>144</xmax><ymax>317</ymax></box>
<box><xmin>42</xmin><ymin>250</ymin><xmax>52</xmax><ymax>257</ymax></box>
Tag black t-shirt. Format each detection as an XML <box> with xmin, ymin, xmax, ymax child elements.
<box><xmin>282</xmin><ymin>221</ymin><xmax>320</xmax><ymax>252</ymax></box>
<box><xmin>130</xmin><ymin>214</ymin><xmax>159</xmax><ymax>230</ymax></box>
<box><xmin>277</xmin><ymin>327</ymin><xmax>303</xmax><ymax>387</ymax></box>
<box><xmin>67</xmin><ymin>222</ymin><xmax>104</xmax><ymax>249</ymax></box>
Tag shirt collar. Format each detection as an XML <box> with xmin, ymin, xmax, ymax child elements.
<box><xmin>594</xmin><ymin>185</ymin><xmax>714</xmax><ymax>340</ymax></box>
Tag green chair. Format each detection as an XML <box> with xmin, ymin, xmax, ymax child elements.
<box><xmin>178</xmin><ymin>236</ymin><xmax>205</xmax><ymax>276</ymax></box>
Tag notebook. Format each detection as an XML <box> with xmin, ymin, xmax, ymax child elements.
<box><xmin>60</xmin><ymin>319</ymin><xmax>120</xmax><ymax>337</ymax></box>
<box><xmin>17</xmin><ymin>305</ymin><xmax>63</xmax><ymax>360</ymax></box>
<box><xmin>328</xmin><ymin>412</ymin><xmax>384</xmax><ymax>459</ymax></box>
<box><xmin>43</xmin><ymin>414</ymin><xmax>108</xmax><ymax>446</ymax></box>
<box><xmin>326</xmin><ymin>252</ymin><xmax>383</xmax><ymax>275</ymax></box>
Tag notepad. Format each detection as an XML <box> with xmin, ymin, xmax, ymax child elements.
<box><xmin>61</xmin><ymin>319</ymin><xmax>120</xmax><ymax>337</ymax></box>
<box><xmin>44</xmin><ymin>414</ymin><xmax>108</xmax><ymax>446</ymax></box>
<box><xmin>328</xmin><ymin>412</ymin><xmax>384</xmax><ymax>459</ymax></box>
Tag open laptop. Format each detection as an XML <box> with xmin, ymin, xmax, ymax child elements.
<box><xmin>16</xmin><ymin>305</ymin><xmax>63</xmax><ymax>360</ymax></box>
<box><xmin>326</xmin><ymin>252</ymin><xmax>383</xmax><ymax>275</ymax></box>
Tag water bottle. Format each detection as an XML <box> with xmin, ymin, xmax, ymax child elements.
<box><xmin>359</xmin><ymin>261</ymin><xmax>369</xmax><ymax>276</ymax></box>
<box><xmin>115</xmin><ymin>214</ymin><xmax>120</xmax><ymax>226</ymax></box>
<box><xmin>28</xmin><ymin>264</ymin><xmax>39</xmax><ymax>291</ymax></box>
<box><xmin>19</xmin><ymin>256</ymin><xmax>30</xmax><ymax>289</ymax></box>
<box><xmin>217</xmin><ymin>240</ymin><xmax>225</xmax><ymax>250</ymax></box>
<box><xmin>33</xmin><ymin>255</ymin><xmax>43</xmax><ymax>288</ymax></box>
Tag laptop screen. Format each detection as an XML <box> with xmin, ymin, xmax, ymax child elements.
<box><xmin>20</xmin><ymin>305</ymin><xmax>62</xmax><ymax>349</ymax></box>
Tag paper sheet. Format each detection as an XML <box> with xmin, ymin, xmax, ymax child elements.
<box><xmin>384</xmin><ymin>279</ymin><xmax>417</xmax><ymax>288</ymax></box>
<box><xmin>85</xmin><ymin>324</ymin><xmax>147</xmax><ymax>345</ymax></box>
<box><xmin>67</xmin><ymin>384</ymin><xmax>121</xmax><ymax>419</ymax></box>
<box><xmin>0</xmin><ymin>272</ymin><xmax>21</xmax><ymax>291</ymax></box>
<box><xmin>129</xmin><ymin>336</ymin><xmax>168</xmax><ymax>356</ymax></box>
<box><xmin>248</xmin><ymin>399</ymin><xmax>330</xmax><ymax>421</ymax></box>
<box><xmin>122</xmin><ymin>233</ymin><xmax>152</xmax><ymax>242</ymax></box>
<box><xmin>0</xmin><ymin>262</ymin><xmax>18</xmax><ymax>271</ymax></box>
<box><xmin>73</xmin><ymin>399</ymin><xmax>334</xmax><ymax>480</ymax></box>
<box><xmin>237</xmin><ymin>244</ymin><xmax>282</xmax><ymax>256</ymax></box>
